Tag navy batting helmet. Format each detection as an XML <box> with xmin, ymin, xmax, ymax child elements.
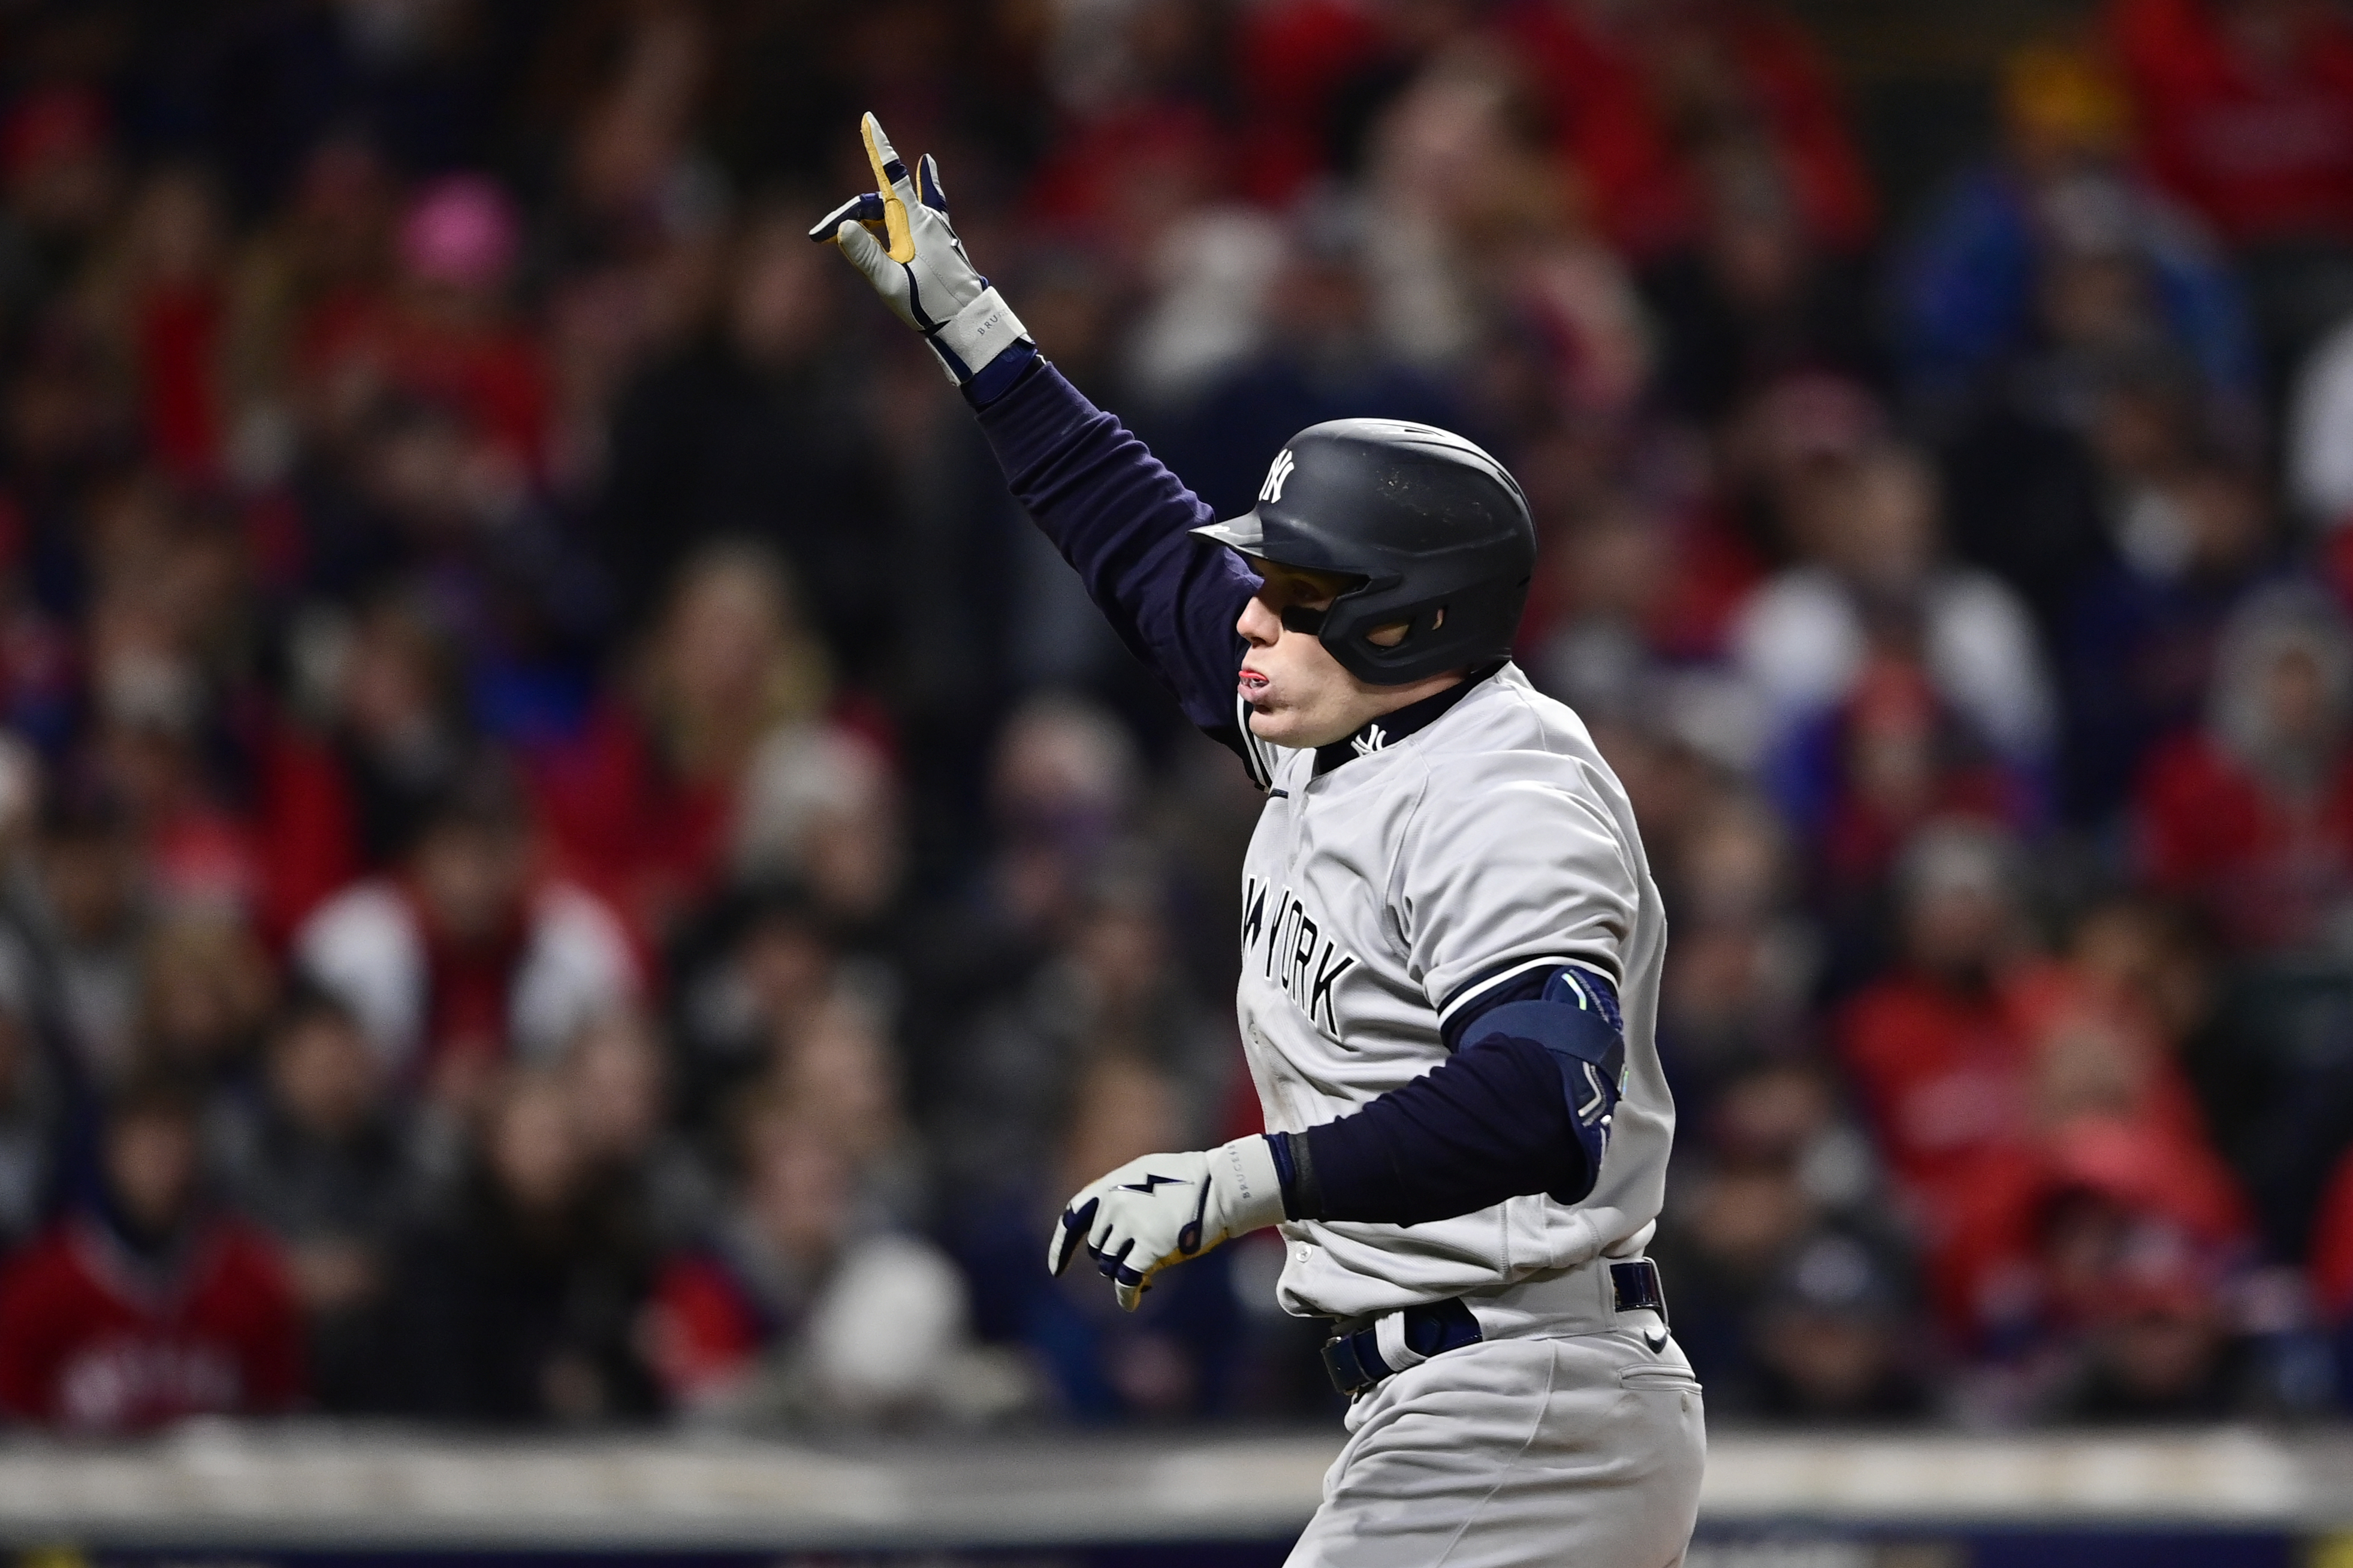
<box><xmin>1192</xmin><ymin>420</ymin><xmax>1537</xmax><ymax>687</ymax></box>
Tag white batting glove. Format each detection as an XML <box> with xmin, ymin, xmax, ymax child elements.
<box><xmin>1048</xmin><ymin>1136</ymin><xmax>1287</xmax><ymax>1311</ymax></box>
<box><xmin>811</xmin><ymin>113</ymin><xmax>1032</xmax><ymax>388</ymax></box>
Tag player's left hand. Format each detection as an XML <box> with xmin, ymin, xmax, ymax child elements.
<box><xmin>1049</xmin><ymin>1136</ymin><xmax>1288</xmax><ymax>1311</ymax></box>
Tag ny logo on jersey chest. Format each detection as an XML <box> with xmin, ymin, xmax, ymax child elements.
<box><xmin>1242</xmin><ymin>876</ymin><xmax>1356</xmax><ymax>1035</ymax></box>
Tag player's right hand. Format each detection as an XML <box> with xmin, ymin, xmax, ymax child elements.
<box><xmin>811</xmin><ymin>113</ymin><xmax>1033</xmax><ymax>389</ymax></box>
<box><xmin>1049</xmin><ymin>1137</ymin><xmax>1289</xmax><ymax>1311</ymax></box>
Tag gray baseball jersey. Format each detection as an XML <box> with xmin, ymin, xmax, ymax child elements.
<box><xmin>1228</xmin><ymin>661</ymin><xmax>1672</xmax><ymax>1321</ymax></box>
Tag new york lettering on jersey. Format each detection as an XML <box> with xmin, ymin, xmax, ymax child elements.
<box><xmin>1242</xmin><ymin>875</ymin><xmax>1357</xmax><ymax>1036</ymax></box>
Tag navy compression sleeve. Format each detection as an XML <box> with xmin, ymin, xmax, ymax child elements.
<box><xmin>1269</xmin><ymin>966</ymin><xmax>1627</xmax><ymax>1225</ymax></box>
<box><xmin>975</xmin><ymin>357</ymin><xmax>1261</xmax><ymax>749</ymax></box>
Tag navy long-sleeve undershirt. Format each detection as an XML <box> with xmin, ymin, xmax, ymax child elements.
<box><xmin>1271</xmin><ymin>965</ymin><xmax>1627</xmax><ymax>1225</ymax></box>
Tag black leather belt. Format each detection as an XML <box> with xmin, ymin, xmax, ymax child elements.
<box><xmin>1321</xmin><ymin>1297</ymin><xmax>1483</xmax><ymax>1397</ymax></box>
<box><xmin>1320</xmin><ymin>1259</ymin><xmax>1669</xmax><ymax>1398</ymax></box>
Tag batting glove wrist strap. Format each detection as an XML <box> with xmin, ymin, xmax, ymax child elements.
<box><xmin>928</xmin><ymin>284</ymin><xmax>1031</xmax><ymax>386</ymax></box>
<box><xmin>1217</xmin><ymin>1134</ymin><xmax>1290</xmax><ymax>1234</ymax></box>
<box><xmin>1048</xmin><ymin>1135</ymin><xmax>1287</xmax><ymax>1311</ymax></box>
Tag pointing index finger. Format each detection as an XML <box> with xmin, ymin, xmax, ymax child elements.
<box><xmin>860</xmin><ymin>112</ymin><xmax>916</xmax><ymax>264</ymax></box>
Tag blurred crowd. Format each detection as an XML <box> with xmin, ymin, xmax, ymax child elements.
<box><xmin>2</xmin><ymin>0</ymin><xmax>2353</xmax><ymax>1434</ymax></box>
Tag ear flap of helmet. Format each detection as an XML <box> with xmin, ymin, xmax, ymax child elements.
<box><xmin>1319</xmin><ymin>574</ymin><xmax>1527</xmax><ymax>685</ymax></box>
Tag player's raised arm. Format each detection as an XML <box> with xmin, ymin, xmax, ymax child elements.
<box><xmin>814</xmin><ymin>114</ymin><xmax>1259</xmax><ymax>753</ymax></box>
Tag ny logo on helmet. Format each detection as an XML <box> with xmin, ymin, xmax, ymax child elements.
<box><xmin>1259</xmin><ymin>449</ymin><xmax>1296</xmax><ymax>504</ymax></box>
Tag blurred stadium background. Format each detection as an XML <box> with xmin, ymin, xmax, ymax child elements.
<box><xmin>4</xmin><ymin>0</ymin><xmax>2353</xmax><ymax>1561</ymax></box>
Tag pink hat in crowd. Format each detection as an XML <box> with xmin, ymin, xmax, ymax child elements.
<box><xmin>399</xmin><ymin>173</ymin><xmax>521</xmax><ymax>291</ymax></box>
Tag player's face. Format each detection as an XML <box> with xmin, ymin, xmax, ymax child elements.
<box><xmin>1236</xmin><ymin>559</ymin><xmax>1449</xmax><ymax>747</ymax></box>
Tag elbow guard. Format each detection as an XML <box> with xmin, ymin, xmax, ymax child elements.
<box><xmin>1455</xmin><ymin>967</ymin><xmax>1625</xmax><ymax>1204</ymax></box>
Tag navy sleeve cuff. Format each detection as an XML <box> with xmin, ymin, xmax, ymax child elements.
<box><xmin>961</xmin><ymin>339</ymin><xmax>1041</xmax><ymax>408</ymax></box>
<box><xmin>1268</xmin><ymin>1129</ymin><xmax>1318</xmax><ymax>1220</ymax></box>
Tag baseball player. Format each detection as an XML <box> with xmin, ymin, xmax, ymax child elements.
<box><xmin>817</xmin><ymin>116</ymin><xmax>1704</xmax><ymax>1567</ymax></box>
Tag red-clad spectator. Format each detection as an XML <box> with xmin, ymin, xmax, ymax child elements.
<box><xmin>2304</xmin><ymin>1141</ymin><xmax>2353</xmax><ymax>1319</ymax></box>
<box><xmin>1835</xmin><ymin>824</ymin><xmax>2040</xmax><ymax>1217</ymax></box>
<box><xmin>2108</xmin><ymin>0</ymin><xmax>2353</xmax><ymax>247</ymax></box>
<box><xmin>254</xmin><ymin>593</ymin><xmax>474</xmax><ymax>945</ymax></box>
<box><xmin>1228</xmin><ymin>0</ymin><xmax>1492</xmax><ymax>206</ymax></box>
<box><xmin>1023</xmin><ymin>0</ymin><xmax>1239</xmax><ymax>269</ymax></box>
<box><xmin>2004</xmin><ymin>977</ymin><xmax>2245</xmax><ymax>1250</ymax></box>
<box><xmin>292</xmin><ymin>759</ymin><xmax>638</xmax><ymax>1111</ymax></box>
<box><xmin>1500</xmin><ymin>0</ymin><xmax>1875</xmax><ymax>262</ymax></box>
<box><xmin>1836</xmin><ymin>824</ymin><xmax>2246</xmax><ymax>1334</ymax></box>
<box><xmin>1025</xmin><ymin>98</ymin><xmax>1232</xmax><ymax>272</ymax></box>
<box><xmin>82</xmin><ymin>632</ymin><xmax>263</xmax><ymax>913</ymax></box>
<box><xmin>1812</xmin><ymin>657</ymin><xmax>2037</xmax><ymax>901</ymax></box>
<box><xmin>0</xmin><ymin>1076</ymin><xmax>304</xmax><ymax>1431</ymax></box>
<box><xmin>1934</xmin><ymin>1117</ymin><xmax>2249</xmax><ymax>1379</ymax></box>
<box><xmin>296</xmin><ymin>174</ymin><xmax>548</xmax><ymax>474</ymax></box>
<box><xmin>78</xmin><ymin>167</ymin><xmax>234</xmax><ymax>483</ymax></box>
<box><xmin>1839</xmin><ymin>824</ymin><xmax>2251</xmax><ymax>1354</ymax></box>
<box><xmin>0</xmin><ymin>85</ymin><xmax>120</xmax><ymax>318</ymax></box>
<box><xmin>2047</xmin><ymin>1212</ymin><xmax>2251</xmax><ymax>1422</ymax></box>
<box><xmin>2026</xmin><ymin>898</ymin><xmax>2246</xmax><ymax>1188</ymax></box>
<box><xmin>2307</xmin><ymin>1140</ymin><xmax>2353</xmax><ymax>1414</ymax></box>
<box><xmin>1229</xmin><ymin>0</ymin><xmax>1396</xmax><ymax>206</ymax></box>
<box><xmin>530</xmin><ymin>542</ymin><xmax>832</xmax><ymax>945</ymax></box>
<box><xmin>2135</xmin><ymin>582</ymin><xmax>2353</xmax><ymax>953</ymax></box>
<box><xmin>253</xmin><ymin>715</ymin><xmax>361</xmax><ymax>950</ymax></box>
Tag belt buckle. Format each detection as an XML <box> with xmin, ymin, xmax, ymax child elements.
<box><xmin>1609</xmin><ymin>1258</ymin><xmax>1668</xmax><ymax>1325</ymax></box>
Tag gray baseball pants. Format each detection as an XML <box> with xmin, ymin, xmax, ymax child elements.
<box><xmin>1286</xmin><ymin>1275</ymin><xmax>1706</xmax><ymax>1566</ymax></box>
